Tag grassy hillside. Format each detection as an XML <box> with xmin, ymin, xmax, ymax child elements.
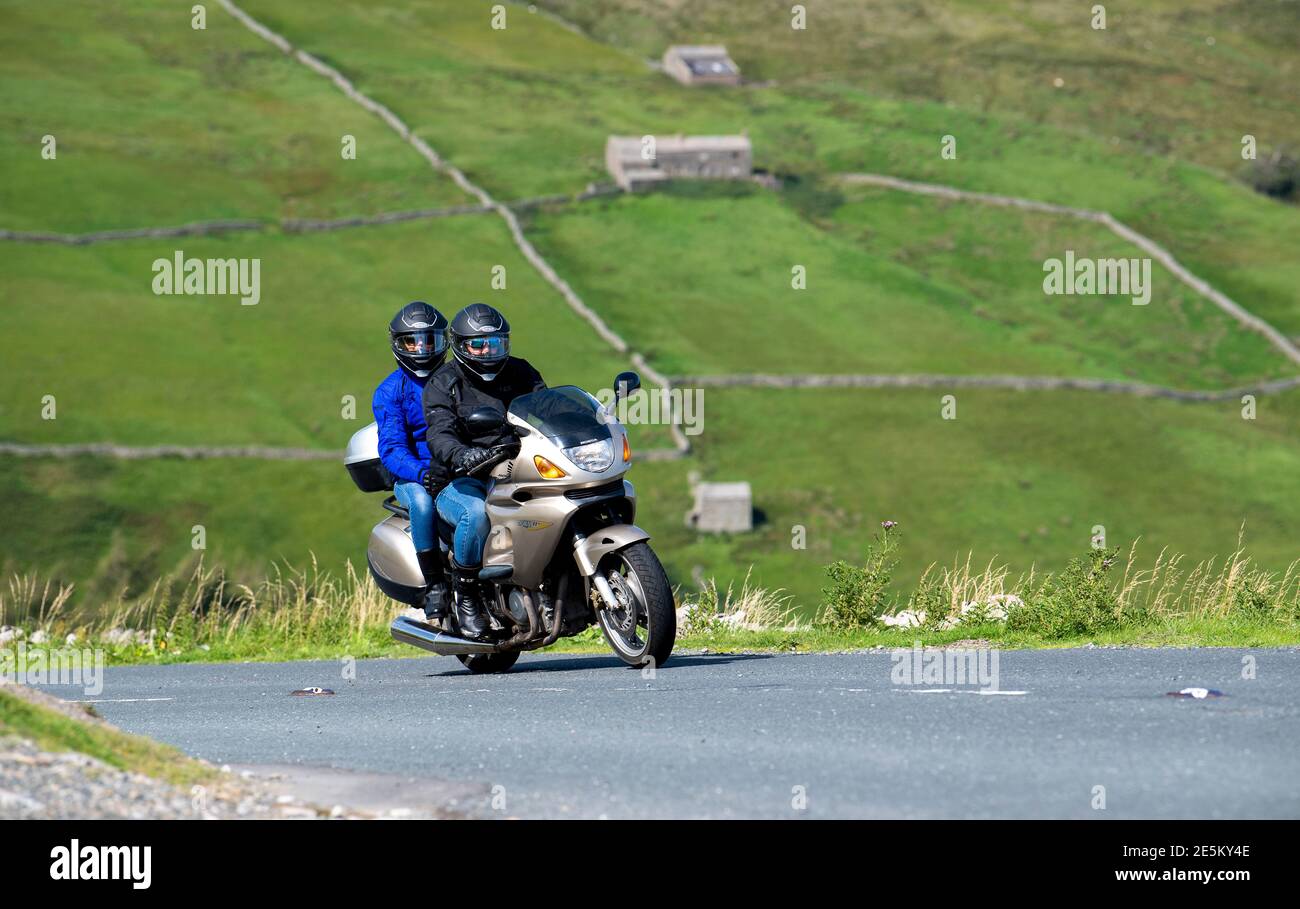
<box><xmin>0</xmin><ymin>0</ymin><xmax>1295</xmax><ymax>619</ymax></box>
<box><xmin>0</xmin><ymin>216</ymin><xmax>655</xmax><ymax>447</ymax></box>
<box><xmin>0</xmin><ymin>0</ymin><xmax>468</xmax><ymax>232</ymax></box>
<box><xmin>634</xmin><ymin>386</ymin><xmax>1300</xmax><ymax>606</ymax></box>
<box><xmin>238</xmin><ymin>0</ymin><xmax>1300</xmax><ymax>339</ymax></box>
<box><xmin>524</xmin><ymin>186</ymin><xmax>1292</xmax><ymax>386</ymax></box>
<box><xmin>535</xmin><ymin>0</ymin><xmax>1300</xmax><ymax>174</ymax></box>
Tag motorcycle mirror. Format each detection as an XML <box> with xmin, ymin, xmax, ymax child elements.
<box><xmin>464</xmin><ymin>406</ymin><xmax>506</xmax><ymax>434</ymax></box>
<box><xmin>613</xmin><ymin>371</ymin><xmax>641</xmax><ymax>402</ymax></box>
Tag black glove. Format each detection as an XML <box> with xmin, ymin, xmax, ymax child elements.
<box><xmin>452</xmin><ymin>446</ymin><xmax>495</xmax><ymax>476</ymax></box>
<box><xmin>420</xmin><ymin>468</ymin><xmax>441</xmax><ymax>497</ymax></box>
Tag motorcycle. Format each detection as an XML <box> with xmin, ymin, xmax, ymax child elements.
<box><xmin>344</xmin><ymin>371</ymin><xmax>676</xmax><ymax>673</ymax></box>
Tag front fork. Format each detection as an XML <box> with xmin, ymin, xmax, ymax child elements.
<box><xmin>573</xmin><ymin>529</ymin><xmax>621</xmax><ymax>612</ymax></box>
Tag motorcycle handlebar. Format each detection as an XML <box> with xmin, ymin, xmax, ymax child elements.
<box><xmin>464</xmin><ymin>444</ymin><xmax>518</xmax><ymax>478</ymax></box>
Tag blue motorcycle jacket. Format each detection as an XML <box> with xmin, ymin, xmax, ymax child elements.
<box><xmin>372</xmin><ymin>366</ymin><xmax>433</xmax><ymax>485</ymax></box>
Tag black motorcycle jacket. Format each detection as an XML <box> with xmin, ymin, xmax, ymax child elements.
<box><xmin>423</xmin><ymin>357</ymin><xmax>546</xmax><ymax>487</ymax></box>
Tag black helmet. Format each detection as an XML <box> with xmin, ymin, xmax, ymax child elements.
<box><xmin>449</xmin><ymin>303</ymin><xmax>511</xmax><ymax>381</ymax></box>
<box><xmin>389</xmin><ymin>301</ymin><xmax>448</xmax><ymax>377</ymax></box>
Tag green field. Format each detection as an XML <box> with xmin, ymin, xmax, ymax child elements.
<box><xmin>536</xmin><ymin>0</ymin><xmax>1300</xmax><ymax>175</ymax></box>
<box><xmin>0</xmin><ymin>0</ymin><xmax>469</xmax><ymax>232</ymax></box>
<box><xmin>1</xmin><ymin>0</ymin><xmax>1296</xmax><ymax>622</ymax></box>
<box><xmin>220</xmin><ymin>0</ymin><xmax>1300</xmax><ymax>336</ymax></box>
<box><xmin>0</xmin><ymin>217</ymin><xmax>655</xmax><ymax>447</ymax></box>
<box><xmin>525</xmin><ymin>186</ymin><xmax>1292</xmax><ymax>386</ymax></box>
<box><xmin>634</xmin><ymin>387</ymin><xmax>1300</xmax><ymax>605</ymax></box>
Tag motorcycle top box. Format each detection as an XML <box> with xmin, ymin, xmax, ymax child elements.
<box><xmin>346</xmin><ymin>373</ymin><xmax>675</xmax><ymax>672</ymax></box>
<box><xmin>343</xmin><ymin>421</ymin><xmax>393</xmax><ymax>493</ymax></box>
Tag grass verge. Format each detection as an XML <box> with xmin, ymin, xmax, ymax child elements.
<box><xmin>0</xmin><ymin>683</ymin><xmax>214</xmax><ymax>787</ymax></box>
<box><xmin>2</xmin><ymin>534</ymin><xmax>1296</xmax><ymax>668</ymax></box>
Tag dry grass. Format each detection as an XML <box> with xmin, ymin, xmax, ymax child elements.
<box><xmin>0</xmin><ymin>573</ymin><xmax>76</xmax><ymax>633</ymax></box>
<box><xmin>2</xmin><ymin>538</ymin><xmax>1296</xmax><ymax>659</ymax></box>
<box><xmin>0</xmin><ymin>557</ymin><xmax>394</xmax><ymax>657</ymax></box>
<box><xmin>683</xmin><ymin>567</ymin><xmax>800</xmax><ymax>634</ymax></box>
<box><xmin>906</xmin><ymin>554</ymin><xmax>1020</xmax><ymax>628</ymax></box>
<box><xmin>1114</xmin><ymin>539</ymin><xmax>1300</xmax><ymax>622</ymax></box>
<box><xmin>906</xmin><ymin>536</ymin><xmax>1300</xmax><ymax>633</ymax></box>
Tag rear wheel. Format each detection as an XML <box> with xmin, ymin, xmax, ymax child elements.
<box><xmin>457</xmin><ymin>651</ymin><xmax>520</xmax><ymax>674</ymax></box>
<box><xmin>594</xmin><ymin>542</ymin><xmax>676</xmax><ymax>668</ymax></box>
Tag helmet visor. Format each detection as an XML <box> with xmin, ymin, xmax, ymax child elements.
<box><xmin>458</xmin><ymin>333</ymin><xmax>509</xmax><ymax>364</ymax></box>
<box><xmin>393</xmin><ymin>330</ymin><xmax>446</xmax><ymax>360</ymax></box>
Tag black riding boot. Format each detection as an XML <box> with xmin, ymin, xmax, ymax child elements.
<box><xmin>415</xmin><ymin>549</ymin><xmax>450</xmax><ymax>621</ymax></box>
<box><xmin>451</xmin><ymin>560</ymin><xmax>491</xmax><ymax>642</ymax></box>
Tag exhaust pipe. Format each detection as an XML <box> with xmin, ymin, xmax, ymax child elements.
<box><xmin>390</xmin><ymin>615</ymin><xmax>498</xmax><ymax>655</ymax></box>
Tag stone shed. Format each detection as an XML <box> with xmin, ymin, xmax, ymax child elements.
<box><xmin>604</xmin><ymin>134</ymin><xmax>753</xmax><ymax>191</ymax></box>
<box><xmin>662</xmin><ymin>45</ymin><xmax>741</xmax><ymax>86</ymax></box>
<box><xmin>686</xmin><ymin>482</ymin><xmax>754</xmax><ymax>534</ymax></box>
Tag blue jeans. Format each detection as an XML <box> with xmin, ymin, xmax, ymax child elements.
<box><xmin>436</xmin><ymin>477</ymin><xmax>490</xmax><ymax>567</ymax></box>
<box><xmin>394</xmin><ymin>481</ymin><xmax>436</xmax><ymax>552</ymax></box>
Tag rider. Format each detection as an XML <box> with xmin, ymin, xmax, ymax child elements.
<box><xmin>423</xmin><ymin>302</ymin><xmax>545</xmax><ymax>641</ymax></box>
<box><xmin>373</xmin><ymin>301</ymin><xmax>451</xmax><ymax>620</ymax></box>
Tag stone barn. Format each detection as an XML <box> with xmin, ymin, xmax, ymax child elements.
<box><xmin>604</xmin><ymin>134</ymin><xmax>753</xmax><ymax>192</ymax></box>
<box><xmin>662</xmin><ymin>45</ymin><xmax>741</xmax><ymax>86</ymax></box>
<box><xmin>686</xmin><ymin>482</ymin><xmax>754</xmax><ymax>534</ymax></box>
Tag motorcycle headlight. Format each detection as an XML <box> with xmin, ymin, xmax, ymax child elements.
<box><xmin>563</xmin><ymin>438</ymin><xmax>615</xmax><ymax>473</ymax></box>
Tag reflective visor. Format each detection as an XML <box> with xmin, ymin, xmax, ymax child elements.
<box><xmin>395</xmin><ymin>330</ymin><xmax>446</xmax><ymax>357</ymax></box>
<box><xmin>459</xmin><ymin>333</ymin><xmax>509</xmax><ymax>362</ymax></box>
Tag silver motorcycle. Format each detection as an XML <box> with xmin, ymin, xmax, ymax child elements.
<box><xmin>345</xmin><ymin>371</ymin><xmax>675</xmax><ymax>673</ymax></box>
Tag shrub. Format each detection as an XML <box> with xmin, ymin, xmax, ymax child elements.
<box><xmin>1241</xmin><ymin>148</ymin><xmax>1299</xmax><ymax>203</ymax></box>
<box><xmin>1007</xmin><ymin>547</ymin><xmax>1125</xmax><ymax>638</ymax></box>
<box><xmin>818</xmin><ymin>523</ymin><xmax>899</xmax><ymax>630</ymax></box>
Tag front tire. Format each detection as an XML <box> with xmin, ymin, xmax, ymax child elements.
<box><xmin>594</xmin><ymin>542</ymin><xmax>676</xmax><ymax>668</ymax></box>
<box><xmin>457</xmin><ymin>651</ymin><xmax>520</xmax><ymax>674</ymax></box>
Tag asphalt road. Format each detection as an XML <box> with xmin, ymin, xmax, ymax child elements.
<box><xmin>32</xmin><ymin>648</ymin><xmax>1300</xmax><ymax>819</ymax></box>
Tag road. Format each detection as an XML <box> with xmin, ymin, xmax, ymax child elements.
<box><xmin>32</xmin><ymin>648</ymin><xmax>1300</xmax><ymax>819</ymax></box>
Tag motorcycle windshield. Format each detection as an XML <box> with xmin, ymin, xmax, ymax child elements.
<box><xmin>508</xmin><ymin>386</ymin><xmax>612</xmax><ymax>449</ymax></box>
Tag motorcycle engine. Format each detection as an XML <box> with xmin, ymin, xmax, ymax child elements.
<box><xmin>506</xmin><ymin>589</ymin><xmax>531</xmax><ymax>627</ymax></box>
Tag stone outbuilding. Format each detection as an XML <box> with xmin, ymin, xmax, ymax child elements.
<box><xmin>686</xmin><ymin>482</ymin><xmax>754</xmax><ymax>534</ymax></box>
<box><xmin>662</xmin><ymin>45</ymin><xmax>741</xmax><ymax>86</ymax></box>
<box><xmin>604</xmin><ymin>134</ymin><xmax>753</xmax><ymax>191</ymax></box>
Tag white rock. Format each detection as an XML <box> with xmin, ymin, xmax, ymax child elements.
<box><xmin>884</xmin><ymin>594</ymin><xmax>1022</xmax><ymax>630</ymax></box>
<box><xmin>101</xmin><ymin>627</ymin><xmax>149</xmax><ymax>646</ymax></box>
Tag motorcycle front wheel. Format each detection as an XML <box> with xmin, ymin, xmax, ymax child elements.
<box><xmin>594</xmin><ymin>542</ymin><xmax>676</xmax><ymax>668</ymax></box>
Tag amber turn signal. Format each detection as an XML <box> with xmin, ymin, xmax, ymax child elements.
<box><xmin>622</xmin><ymin>434</ymin><xmax>631</xmax><ymax>462</ymax></box>
<box><xmin>534</xmin><ymin>455</ymin><xmax>567</xmax><ymax>479</ymax></box>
